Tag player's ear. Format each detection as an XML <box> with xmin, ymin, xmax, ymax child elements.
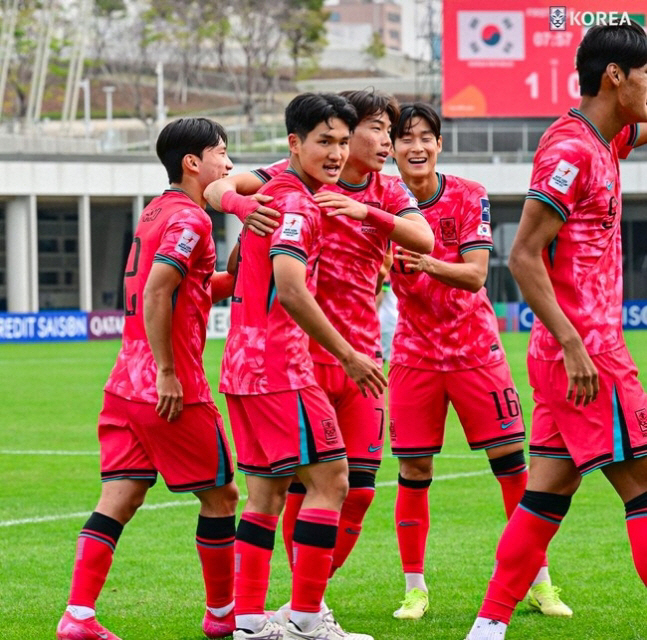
<box><xmin>182</xmin><ymin>153</ymin><xmax>200</xmax><ymax>175</ymax></box>
<box><xmin>605</xmin><ymin>63</ymin><xmax>623</xmax><ymax>87</ymax></box>
<box><xmin>288</xmin><ymin>132</ymin><xmax>301</xmax><ymax>155</ymax></box>
<box><xmin>437</xmin><ymin>135</ymin><xmax>443</xmax><ymax>153</ymax></box>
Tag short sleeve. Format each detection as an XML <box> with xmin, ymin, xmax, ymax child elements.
<box><xmin>458</xmin><ymin>182</ymin><xmax>493</xmax><ymax>254</ymax></box>
<box><xmin>614</xmin><ymin>123</ymin><xmax>639</xmax><ymax>160</ymax></box>
<box><xmin>269</xmin><ymin>197</ymin><xmax>319</xmax><ymax>266</ymax></box>
<box><xmin>526</xmin><ymin>138</ymin><xmax>591</xmax><ymax>221</ymax></box>
<box><xmin>387</xmin><ymin>178</ymin><xmax>422</xmax><ymax>217</ymax></box>
<box><xmin>154</xmin><ymin>209</ymin><xmax>211</xmax><ymax>277</ymax></box>
<box><xmin>252</xmin><ymin>158</ymin><xmax>290</xmax><ymax>184</ymax></box>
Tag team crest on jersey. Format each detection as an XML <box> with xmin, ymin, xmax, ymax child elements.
<box><xmin>548</xmin><ymin>159</ymin><xmax>579</xmax><ymax>194</ymax></box>
<box><xmin>322</xmin><ymin>419</ymin><xmax>338</xmax><ymax>443</ymax></box>
<box><xmin>478</xmin><ymin>223</ymin><xmax>492</xmax><ymax>238</ymax></box>
<box><xmin>280</xmin><ymin>213</ymin><xmax>303</xmax><ymax>240</ymax></box>
<box><xmin>175</xmin><ymin>229</ymin><xmax>200</xmax><ymax>258</ymax></box>
<box><xmin>440</xmin><ymin>217</ymin><xmax>458</xmax><ymax>244</ymax></box>
<box><xmin>636</xmin><ymin>408</ymin><xmax>647</xmax><ymax>435</ymax></box>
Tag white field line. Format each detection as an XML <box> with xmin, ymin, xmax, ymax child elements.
<box><xmin>0</xmin><ymin>470</ymin><xmax>490</xmax><ymax>528</ymax></box>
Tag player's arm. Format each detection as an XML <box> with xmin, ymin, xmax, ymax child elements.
<box><xmin>143</xmin><ymin>262</ymin><xmax>184</xmax><ymax>422</ymax></box>
<box><xmin>313</xmin><ymin>191</ymin><xmax>434</xmax><ymax>254</ymax></box>
<box><xmin>273</xmin><ymin>254</ymin><xmax>386</xmax><ymax>398</ymax></box>
<box><xmin>203</xmin><ymin>173</ymin><xmax>280</xmax><ymax>235</ymax></box>
<box><xmin>508</xmin><ymin>198</ymin><xmax>599</xmax><ymax>406</ymax></box>
<box><xmin>375</xmin><ymin>245</ymin><xmax>394</xmax><ymax>294</ymax></box>
<box><xmin>393</xmin><ymin>247</ymin><xmax>488</xmax><ymax>293</ymax></box>
<box><xmin>210</xmin><ymin>271</ymin><xmax>235</xmax><ymax>303</ymax></box>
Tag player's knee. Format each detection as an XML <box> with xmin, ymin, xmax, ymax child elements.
<box><xmin>399</xmin><ymin>456</ymin><xmax>433</xmax><ymax>480</ymax></box>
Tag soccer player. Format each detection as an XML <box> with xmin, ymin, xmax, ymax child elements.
<box><xmin>466</xmin><ymin>22</ymin><xmax>647</xmax><ymax>640</ymax></box>
<box><xmin>56</xmin><ymin>118</ymin><xmax>239</xmax><ymax>640</ymax></box>
<box><xmin>388</xmin><ymin>102</ymin><xmax>570</xmax><ymax>621</ymax></box>
<box><xmin>220</xmin><ymin>92</ymin><xmax>385</xmax><ymax>640</ymax></box>
<box><xmin>205</xmin><ymin>90</ymin><xmax>434</xmax><ymax>598</ymax></box>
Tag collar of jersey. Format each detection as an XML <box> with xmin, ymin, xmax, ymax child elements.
<box><xmin>568</xmin><ymin>108</ymin><xmax>610</xmax><ymax>150</ymax></box>
<box><xmin>165</xmin><ymin>187</ymin><xmax>189</xmax><ymax>196</ymax></box>
<box><xmin>285</xmin><ymin>167</ymin><xmax>317</xmax><ymax>194</ymax></box>
<box><xmin>417</xmin><ymin>172</ymin><xmax>445</xmax><ymax>208</ymax></box>
<box><xmin>337</xmin><ymin>172</ymin><xmax>372</xmax><ymax>192</ymax></box>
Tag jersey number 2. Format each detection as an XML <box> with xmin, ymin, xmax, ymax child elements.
<box><xmin>123</xmin><ymin>237</ymin><xmax>141</xmax><ymax>316</ymax></box>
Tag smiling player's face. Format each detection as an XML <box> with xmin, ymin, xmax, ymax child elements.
<box><xmin>392</xmin><ymin>117</ymin><xmax>442</xmax><ymax>183</ymax></box>
<box><xmin>289</xmin><ymin>118</ymin><xmax>351</xmax><ymax>190</ymax></box>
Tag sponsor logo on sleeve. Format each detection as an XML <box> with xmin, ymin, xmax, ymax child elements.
<box><xmin>399</xmin><ymin>181</ymin><xmax>419</xmax><ymax>207</ymax></box>
<box><xmin>548</xmin><ymin>159</ymin><xmax>579</xmax><ymax>194</ymax></box>
<box><xmin>480</xmin><ymin>198</ymin><xmax>491</xmax><ymax>223</ymax></box>
<box><xmin>280</xmin><ymin>213</ymin><xmax>303</xmax><ymax>241</ymax></box>
<box><xmin>175</xmin><ymin>229</ymin><xmax>200</xmax><ymax>258</ymax></box>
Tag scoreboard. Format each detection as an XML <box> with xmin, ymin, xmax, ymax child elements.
<box><xmin>442</xmin><ymin>0</ymin><xmax>646</xmax><ymax>118</ymax></box>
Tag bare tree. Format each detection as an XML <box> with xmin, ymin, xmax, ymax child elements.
<box><xmin>225</xmin><ymin>0</ymin><xmax>286</xmax><ymax>128</ymax></box>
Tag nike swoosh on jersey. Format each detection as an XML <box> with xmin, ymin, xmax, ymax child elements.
<box><xmin>501</xmin><ymin>419</ymin><xmax>518</xmax><ymax>429</ymax></box>
<box><xmin>368</xmin><ymin>444</ymin><xmax>383</xmax><ymax>452</ymax></box>
<box><xmin>397</xmin><ymin>521</ymin><xmax>418</xmax><ymax>527</ymax></box>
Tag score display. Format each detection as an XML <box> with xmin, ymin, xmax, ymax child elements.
<box><xmin>442</xmin><ymin>0</ymin><xmax>646</xmax><ymax>118</ymax></box>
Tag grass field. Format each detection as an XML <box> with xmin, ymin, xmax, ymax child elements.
<box><xmin>2</xmin><ymin>332</ymin><xmax>647</xmax><ymax>640</ymax></box>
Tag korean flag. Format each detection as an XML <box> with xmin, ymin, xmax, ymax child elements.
<box><xmin>458</xmin><ymin>11</ymin><xmax>525</xmax><ymax>61</ymax></box>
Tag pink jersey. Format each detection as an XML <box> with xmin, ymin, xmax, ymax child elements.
<box><xmin>253</xmin><ymin>161</ymin><xmax>420</xmax><ymax>363</ymax></box>
<box><xmin>105</xmin><ymin>189</ymin><xmax>215</xmax><ymax>404</ymax></box>
<box><xmin>526</xmin><ymin>109</ymin><xmax>638</xmax><ymax>360</ymax></box>
<box><xmin>219</xmin><ymin>170</ymin><xmax>324</xmax><ymax>395</ymax></box>
<box><xmin>390</xmin><ymin>173</ymin><xmax>503</xmax><ymax>371</ymax></box>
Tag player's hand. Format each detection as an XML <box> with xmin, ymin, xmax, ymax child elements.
<box><xmin>314</xmin><ymin>191</ymin><xmax>368</xmax><ymax>220</ymax></box>
<box><xmin>155</xmin><ymin>370</ymin><xmax>184</xmax><ymax>421</ymax></box>
<box><xmin>562</xmin><ymin>339</ymin><xmax>599</xmax><ymax>407</ymax></box>
<box><xmin>340</xmin><ymin>350</ymin><xmax>387</xmax><ymax>398</ymax></box>
<box><xmin>244</xmin><ymin>194</ymin><xmax>280</xmax><ymax>237</ymax></box>
<box><xmin>394</xmin><ymin>248</ymin><xmax>433</xmax><ymax>274</ymax></box>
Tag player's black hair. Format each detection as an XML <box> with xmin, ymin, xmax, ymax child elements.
<box><xmin>391</xmin><ymin>102</ymin><xmax>441</xmax><ymax>143</ymax></box>
<box><xmin>576</xmin><ymin>21</ymin><xmax>647</xmax><ymax>96</ymax></box>
<box><xmin>156</xmin><ymin>117</ymin><xmax>228</xmax><ymax>184</ymax></box>
<box><xmin>285</xmin><ymin>92</ymin><xmax>358</xmax><ymax>141</ymax></box>
<box><xmin>338</xmin><ymin>88</ymin><xmax>400</xmax><ymax>127</ymax></box>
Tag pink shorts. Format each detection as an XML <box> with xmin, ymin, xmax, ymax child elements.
<box><xmin>389</xmin><ymin>361</ymin><xmax>526</xmax><ymax>457</ymax></box>
<box><xmin>226</xmin><ymin>385</ymin><xmax>346</xmax><ymax>476</ymax></box>
<box><xmin>528</xmin><ymin>346</ymin><xmax>647</xmax><ymax>474</ymax></box>
<box><xmin>314</xmin><ymin>362</ymin><xmax>385</xmax><ymax>471</ymax></box>
<box><xmin>98</xmin><ymin>392</ymin><xmax>234</xmax><ymax>492</ymax></box>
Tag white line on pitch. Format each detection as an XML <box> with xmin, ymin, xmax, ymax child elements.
<box><xmin>0</xmin><ymin>470</ymin><xmax>490</xmax><ymax>528</ymax></box>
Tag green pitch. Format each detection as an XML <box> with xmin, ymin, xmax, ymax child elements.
<box><xmin>1</xmin><ymin>332</ymin><xmax>646</xmax><ymax>640</ymax></box>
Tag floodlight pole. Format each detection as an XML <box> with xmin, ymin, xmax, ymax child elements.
<box><xmin>80</xmin><ymin>78</ymin><xmax>91</xmax><ymax>137</ymax></box>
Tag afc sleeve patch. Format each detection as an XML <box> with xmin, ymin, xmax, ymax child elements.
<box><xmin>279</xmin><ymin>213</ymin><xmax>304</xmax><ymax>241</ymax></box>
<box><xmin>175</xmin><ymin>229</ymin><xmax>200</xmax><ymax>258</ymax></box>
<box><xmin>548</xmin><ymin>159</ymin><xmax>579</xmax><ymax>194</ymax></box>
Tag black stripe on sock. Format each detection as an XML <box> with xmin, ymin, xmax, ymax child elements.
<box><xmin>84</xmin><ymin>511</ymin><xmax>124</xmax><ymax>543</ymax></box>
<box><xmin>236</xmin><ymin>518</ymin><xmax>276</xmax><ymax>550</ymax></box>
<box><xmin>293</xmin><ymin>519</ymin><xmax>337</xmax><ymax>549</ymax></box>
<box><xmin>489</xmin><ymin>450</ymin><xmax>526</xmax><ymax>473</ymax></box>
<box><xmin>197</xmin><ymin>514</ymin><xmax>236</xmax><ymax>540</ymax></box>
<box><xmin>520</xmin><ymin>490</ymin><xmax>571</xmax><ymax>517</ymax></box>
<box><xmin>348</xmin><ymin>470</ymin><xmax>376</xmax><ymax>489</ymax></box>
<box><xmin>287</xmin><ymin>481</ymin><xmax>307</xmax><ymax>495</ymax></box>
<box><xmin>625</xmin><ymin>491</ymin><xmax>647</xmax><ymax>516</ymax></box>
<box><xmin>398</xmin><ymin>473</ymin><xmax>432</xmax><ymax>490</ymax></box>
